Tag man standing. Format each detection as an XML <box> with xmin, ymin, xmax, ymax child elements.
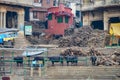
<box><xmin>90</xmin><ymin>54</ymin><xmax>97</xmax><ymax>66</ymax></box>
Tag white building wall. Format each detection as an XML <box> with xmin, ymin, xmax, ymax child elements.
<box><xmin>69</xmin><ymin>3</ymin><xmax>76</xmax><ymax>17</ymax></box>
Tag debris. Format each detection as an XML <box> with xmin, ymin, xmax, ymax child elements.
<box><xmin>58</xmin><ymin>26</ymin><xmax>108</xmax><ymax>47</ymax></box>
<box><xmin>60</xmin><ymin>48</ymin><xmax>87</xmax><ymax>57</ymax></box>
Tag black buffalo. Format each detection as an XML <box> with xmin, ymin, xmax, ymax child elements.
<box><xmin>65</xmin><ymin>55</ymin><xmax>78</xmax><ymax>66</ymax></box>
<box><xmin>14</xmin><ymin>56</ymin><xmax>23</xmax><ymax>67</ymax></box>
<box><xmin>48</xmin><ymin>56</ymin><xmax>64</xmax><ymax>66</ymax></box>
<box><xmin>32</xmin><ymin>32</ymin><xmax>41</xmax><ymax>38</ymax></box>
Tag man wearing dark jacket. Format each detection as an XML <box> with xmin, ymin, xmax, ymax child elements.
<box><xmin>90</xmin><ymin>55</ymin><xmax>97</xmax><ymax>66</ymax></box>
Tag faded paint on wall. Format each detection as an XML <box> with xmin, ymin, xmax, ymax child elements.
<box><xmin>82</xmin><ymin>8</ymin><xmax>120</xmax><ymax>31</ymax></box>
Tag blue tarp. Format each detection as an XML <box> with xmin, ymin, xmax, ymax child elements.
<box><xmin>0</xmin><ymin>34</ymin><xmax>7</xmax><ymax>43</ymax></box>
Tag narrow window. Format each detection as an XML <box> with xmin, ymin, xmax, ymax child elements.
<box><xmin>65</xmin><ymin>16</ymin><xmax>69</xmax><ymax>23</ymax></box>
<box><xmin>33</xmin><ymin>11</ymin><xmax>37</xmax><ymax>19</ymax></box>
<box><xmin>48</xmin><ymin>14</ymin><xmax>52</xmax><ymax>20</ymax></box>
<box><xmin>57</xmin><ymin>16</ymin><xmax>63</xmax><ymax>23</ymax></box>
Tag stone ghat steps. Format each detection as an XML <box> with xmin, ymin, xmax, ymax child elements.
<box><xmin>22</xmin><ymin>66</ymin><xmax>120</xmax><ymax>80</ymax></box>
<box><xmin>45</xmin><ymin>66</ymin><xmax>120</xmax><ymax>78</ymax></box>
<box><xmin>1</xmin><ymin>66</ymin><xmax>120</xmax><ymax>80</ymax></box>
<box><xmin>14</xmin><ymin>32</ymin><xmax>30</xmax><ymax>48</ymax></box>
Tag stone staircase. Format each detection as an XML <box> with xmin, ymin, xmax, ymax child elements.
<box><xmin>44</xmin><ymin>66</ymin><xmax>120</xmax><ymax>79</ymax></box>
<box><xmin>20</xmin><ymin>66</ymin><xmax>120</xmax><ymax>80</ymax></box>
<box><xmin>1</xmin><ymin>66</ymin><xmax>120</xmax><ymax>80</ymax></box>
<box><xmin>14</xmin><ymin>31</ymin><xmax>31</xmax><ymax>49</ymax></box>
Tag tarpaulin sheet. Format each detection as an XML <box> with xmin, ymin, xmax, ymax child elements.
<box><xmin>0</xmin><ymin>34</ymin><xmax>7</xmax><ymax>43</ymax></box>
<box><xmin>110</xmin><ymin>23</ymin><xmax>120</xmax><ymax>36</ymax></box>
<box><xmin>22</xmin><ymin>48</ymin><xmax>47</xmax><ymax>56</ymax></box>
<box><xmin>3</xmin><ymin>37</ymin><xmax>14</xmax><ymax>41</ymax></box>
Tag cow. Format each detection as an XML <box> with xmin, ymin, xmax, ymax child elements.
<box><xmin>48</xmin><ymin>56</ymin><xmax>64</xmax><ymax>66</ymax></box>
<box><xmin>14</xmin><ymin>56</ymin><xmax>23</xmax><ymax>67</ymax></box>
<box><xmin>65</xmin><ymin>55</ymin><xmax>78</xmax><ymax>66</ymax></box>
<box><xmin>32</xmin><ymin>32</ymin><xmax>41</xmax><ymax>38</ymax></box>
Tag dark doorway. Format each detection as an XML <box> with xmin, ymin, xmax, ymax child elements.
<box><xmin>6</xmin><ymin>11</ymin><xmax>18</xmax><ymax>28</ymax></box>
<box><xmin>91</xmin><ymin>20</ymin><xmax>104</xmax><ymax>30</ymax></box>
<box><xmin>109</xmin><ymin>17</ymin><xmax>120</xmax><ymax>23</ymax></box>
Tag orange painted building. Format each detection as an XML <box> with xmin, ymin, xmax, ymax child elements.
<box><xmin>46</xmin><ymin>4</ymin><xmax>73</xmax><ymax>35</ymax></box>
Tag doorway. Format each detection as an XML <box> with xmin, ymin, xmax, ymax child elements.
<box><xmin>6</xmin><ymin>11</ymin><xmax>18</xmax><ymax>28</ymax></box>
<box><xmin>91</xmin><ymin>20</ymin><xmax>104</xmax><ymax>30</ymax></box>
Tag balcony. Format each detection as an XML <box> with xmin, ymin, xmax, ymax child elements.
<box><xmin>81</xmin><ymin>0</ymin><xmax>120</xmax><ymax>11</ymax></box>
<box><xmin>0</xmin><ymin>0</ymin><xmax>33</xmax><ymax>7</ymax></box>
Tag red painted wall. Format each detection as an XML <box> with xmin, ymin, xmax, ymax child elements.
<box><xmin>46</xmin><ymin>4</ymin><xmax>73</xmax><ymax>35</ymax></box>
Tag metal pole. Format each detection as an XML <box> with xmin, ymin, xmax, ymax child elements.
<box><xmin>10</xmin><ymin>52</ymin><xmax>14</xmax><ymax>74</ymax></box>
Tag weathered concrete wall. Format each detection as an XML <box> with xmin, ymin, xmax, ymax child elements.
<box><xmin>0</xmin><ymin>5</ymin><xmax>24</xmax><ymax>31</ymax></box>
<box><xmin>83</xmin><ymin>11</ymin><xmax>103</xmax><ymax>26</ymax></box>
<box><xmin>0</xmin><ymin>0</ymin><xmax>33</xmax><ymax>6</ymax></box>
<box><xmin>82</xmin><ymin>8</ymin><xmax>120</xmax><ymax>31</ymax></box>
<box><xmin>104</xmin><ymin>9</ymin><xmax>120</xmax><ymax>30</ymax></box>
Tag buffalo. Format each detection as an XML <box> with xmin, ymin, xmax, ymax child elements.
<box><xmin>32</xmin><ymin>32</ymin><xmax>41</xmax><ymax>38</ymax></box>
<box><xmin>48</xmin><ymin>56</ymin><xmax>64</xmax><ymax>66</ymax></box>
<box><xmin>65</xmin><ymin>55</ymin><xmax>78</xmax><ymax>66</ymax></box>
<box><xmin>14</xmin><ymin>56</ymin><xmax>23</xmax><ymax>67</ymax></box>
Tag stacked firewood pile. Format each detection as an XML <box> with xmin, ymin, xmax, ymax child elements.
<box><xmin>88</xmin><ymin>48</ymin><xmax>120</xmax><ymax>66</ymax></box>
<box><xmin>58</xmin><ymin>26</ymin><xmax>108</xmax><ymax>47</ymax></box>
<box><xmin>60</xmin><ymin>48</ymin><xmax>87</xmax><ymax>56</ymax></box>
<box><xmin>64</xmin><ymin>28</ymin><xmax>74</xmax><ymax>36</ymax></box>
<box><xmin>60</xmin><ymin>48</ymin><xmax>120</xmax><ymax>66</ymax></box>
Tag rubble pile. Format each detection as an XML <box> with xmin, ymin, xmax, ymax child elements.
<box><xmin>60</xmin><ymin>48</ymin><xmax>120</xmax><ymax>66</ymax></box>
<box><xmin>97</xmin><ymin>52</ymin><xmax>120</xmax><ymax>66</ymax></box>
<box><xmin>60</xmin><ymin>48</ymin><xmax>103</xmax><ymax>57</ymax></box>
<box><xmin>64</xmin><ymin>28</ymin><xmax>74</xmax><ymax>36</ymax></box>
<box><xmin>58</xmin><ymin>26</ymin><xmax>108</xmax><ymax>47</ymax></box>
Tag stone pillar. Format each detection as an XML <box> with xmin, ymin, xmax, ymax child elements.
<box><xmin>18</xmin><ymin>9</ymin><xmax>25</xmax><ymax>36</ymax></box>
<box><xmin>38</xmin><ymin>67</ymin><xmax>42</xmax><ymax>77</ymax></box>
<box><xmin>104</xmin><ymin>11</ymin><xmax>109</xmax><ymax>31</ymax></box>
<box><xmin>18</xmin><ymin>9</ymin><xmax>25</xmax><ymax>31</ymax></box>
<box><xmin>2</xmin><ymin>12</ymin><xmax>3</xmax><ymax>28</ymax></box>
<box><xmin>18</xmin><ymin>13</ymin><xmax>24</xmax><ymax>31</ymax></box>
<box><xmin>30</xmin><ymin>67</ymin><xmax>33</xmax><ymax>77</ymax></box>
<box><xmin>0</xmin><ymin>12</ymin><xmax>2</xmax><ymax>28</ymax></box>
<box><xmin>83</xmin><ymin>12</ymin><xmax>90</xmax><ymax>26</ymax></box>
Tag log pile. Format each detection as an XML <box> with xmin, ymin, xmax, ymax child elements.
<box><xmin>87</xmin><ymin>48</ymin><xmax>120</xmax><ymax>65</ymax></box>
<box><xmin>60</xmin><ymin>48</ymin><xmax>87</xmax><ymax>56</ymax></box>
<box><xmin>60</xmin><ymin>48</ymin><xmax>120</xmax><ymax>66</ymax></box>
<box><xmin>64</xmin><ymin>28</ymin><xmax>74</xmax><ymax>36</ymax></box>
<box><xmin>58</xmin><ymin>26</ymin><xmax>108</xmax><ymax>47</ymax></box>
